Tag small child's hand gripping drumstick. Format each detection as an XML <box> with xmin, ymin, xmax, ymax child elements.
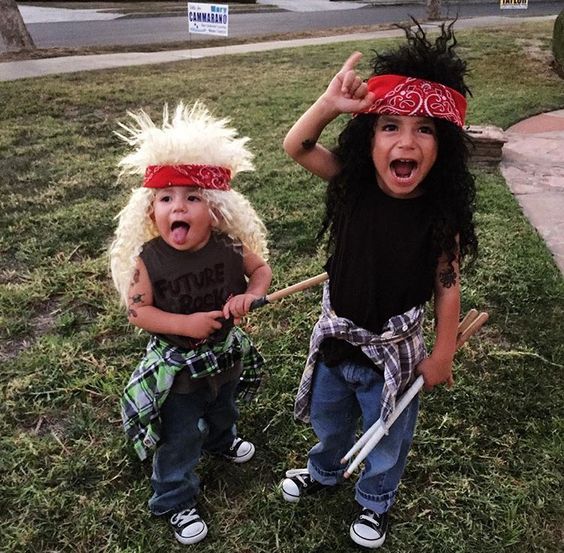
<box><xmin>341</xmin><ymin>309</ymin><xmax>489</xmax><ymax>478</ymax></box>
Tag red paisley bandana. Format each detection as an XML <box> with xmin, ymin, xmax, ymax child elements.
<box><xmin>360</xmin><ymin>74</ymin><xmax>467</xmax><ymax>127</ymax></box>
<box><xmin>143</xmin><ymin>164</ymin><xmax>231</xmax><ymax>190</ymax></box>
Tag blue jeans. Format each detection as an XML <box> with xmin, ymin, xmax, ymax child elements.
<box><xmin>148</xmin><ymin>377</ymin><xmax>239</xmax><ymax>516</ymax></box>
<box><xmin>307</xmin><ymin>358</ymin><xmax>419</xmax><ymax>514</ymax></box>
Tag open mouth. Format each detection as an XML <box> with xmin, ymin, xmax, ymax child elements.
<box><xmin>170</xmin><ymin>221</ymin><xmax>190</xmax><ymax>244</ymax></box>
<box><xmin>391</xmin><ymin>159</ymin><xmax>418</xmax><ymax>180</ymax></box>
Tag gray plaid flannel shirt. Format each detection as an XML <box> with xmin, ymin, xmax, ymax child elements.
<box><xmin>294</xmin><ymin>282</ymin><xmax>426</xmax><ymax>423</ymax></box>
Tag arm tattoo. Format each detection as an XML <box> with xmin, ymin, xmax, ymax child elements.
<box><xmin>301</xmin><ymin>138</ymin><xmax>316</xmax><ymax>151</ymax></box>
<box><xmin>129</xmin><ymin>269</ymin><xmax>140</xmax><ymax>288</ymax></box>
<box><xmin>127</xmin><ymin>292</ymin><xmax>145</xmax><ymax>318</ymax></box>
<box><xmin>130</xmin><ymin>293</ymin><xmax>145</xmax><ymax>304</ymax></box>
<box><xmin>439</xmin><ymin>267</ymin><xmax>457</xmax><ymax>288</ymax></box>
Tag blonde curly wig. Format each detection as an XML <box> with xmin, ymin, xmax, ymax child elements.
<box><xmin>109</xmin><ymin>102</ymin><xmax>268</xmax><ymax>305</ymax></box>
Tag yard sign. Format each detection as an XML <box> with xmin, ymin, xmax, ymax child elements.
<box><xmin>188</xmin><ymin>3</ymin><xmax>229</xmax><ymax>37</ymax></box>
<box><xmin>499</xmin><ymin>0</ymin><xmax>528</xmax><ymax>9</ymax></box>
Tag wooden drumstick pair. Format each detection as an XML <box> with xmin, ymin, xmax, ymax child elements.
<box><xmin>250</xmin><ymin>273</ymin><xmax>489</xmax><ymax>477</ymax></box>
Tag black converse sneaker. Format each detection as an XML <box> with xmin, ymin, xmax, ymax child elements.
<box><xmin>222</xmin><ymin>437</ymin><xmax>255</xmax><ymax>464</ymax></box>
<box><xmin>349</xmin><ymin>508</ymin><xmax>388</xmax><ymax>549</ymax></box>
<box><xmin>170</xmin><ymin>508</ymin><xmax>208</xmax><ymax>545</ymax></box>
<box><xmin>281</xmin><ymin>468</ymin><xmax>330</xmax><ymax>502</ymax></box>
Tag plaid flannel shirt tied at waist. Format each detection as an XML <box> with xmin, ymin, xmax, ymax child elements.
<box><xmin>121</xmin><ymin>326</ymin><xmax>264</xmax><ymax>461</ymax></box>
<box><xmin>294</xmin><ymin>282</ymin><xmax>426</xmax><ymax>423</ymax></box>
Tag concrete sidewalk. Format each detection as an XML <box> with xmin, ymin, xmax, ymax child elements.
<box><xmin>501</xmin><ymin>110</ymin><xmax>564</xmax><ymax>275</ymax></box>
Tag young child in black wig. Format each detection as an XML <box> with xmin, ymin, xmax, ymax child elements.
<box><xmin>280</xmin><ymin>22</ymin><xmax>478</xmax><ymax>549</ymax></box>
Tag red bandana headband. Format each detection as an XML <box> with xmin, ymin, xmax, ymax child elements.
<box><xmin>143</xmin><ymin>164</ymin><xmax>231</xmax><ymax>190</ymax></box>
<box><xmin>360</xmin><ymin>74</ymin><xmax>467</xmax><ymax>127</ymax></box>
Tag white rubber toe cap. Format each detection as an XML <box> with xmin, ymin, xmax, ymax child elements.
<box><xmin>281</xmin><ymin>478</ymin><xmax>301</xmax><ymax>502</ymax></box>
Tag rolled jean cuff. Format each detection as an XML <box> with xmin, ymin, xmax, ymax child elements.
<box><xmin>355</xmin><ymin>486</ymin><xmax>397</xmax><ymax>514</ymax></box>
<box><xmin>307</xmin><ymin>459</ymin><xmax>346</xmax><ymax>486</ymax></box>
<box><xmin>149</xmin><ymin>499</ymin><xmax>196</xmax><ymax>518</ymax></box>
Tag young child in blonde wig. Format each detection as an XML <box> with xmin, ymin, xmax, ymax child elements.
<box><xmin>111</xmin><ymin>102</ymin><xmax>268</xmax><ymax>303</ymax></box>
<box><xmin>110</xmin><ymin>102</ymin><xmax>272</xmax><ymax>546</ymax></box>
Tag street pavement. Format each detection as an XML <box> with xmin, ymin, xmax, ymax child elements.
<box><xmin>16</xmin><ymin>0</ymin><xmax>395</xmax><ymax>23</ymax></box>
<box><xmin>2</xmin><ymin>7</ymin><xmax>563</xmax><ymax>275</ymax></box>
<box><xmin>18</xmin><ymin>5</ymin><xmax>121</xmax><ymax>23</ymax></box>
<box><xmin>15</xmin><ymin>0</ymin><xmax>384</xmax><ymax>23</ymax></box>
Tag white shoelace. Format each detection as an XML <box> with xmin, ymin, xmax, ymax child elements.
<box><xmin>359</xmin><ymin>510</ymin><xmax>380</xmax><ymax>528</ymax></box>
<box><xmin>285</xmin><ymin>468</ymin><xmax>309</xmax><ymax>479</ymax></box>
<box><xmin>171</xmin><ymin>508</ymin><xmax>199</xmax><ymax>526</ymax></box>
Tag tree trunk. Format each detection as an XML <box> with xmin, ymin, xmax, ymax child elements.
<box><xmin>0</xmin><ymin>0</ymin><xmax>36</xmax><ymax>52</ymax></box>
<box><xmin>426</xmin><ymin>0</ymin><xmax>442</xmax><ymax>21</ymax></box>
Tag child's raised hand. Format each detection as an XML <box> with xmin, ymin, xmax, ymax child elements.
<box><xmin>185</xmin><ymin>310</ymin><xmax>224</xmax><ymax>339</ymax></box>
<box><xmin>323</xmin><ymin>52</ymin><xmax>376</xmax><ymax>114</ymax></box>
<box><xmin>416</xmin><ymin>354</ymin><xmax>455</xmax><ymax>392</ymax></box>
<box><xmin>223</xmin><ymin>293</ymin><xmax>258</xmax><ymax>324</ymax></box>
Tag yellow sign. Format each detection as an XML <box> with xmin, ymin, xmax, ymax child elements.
<box><xmin>500</xmin><ymin>0</ymin><xmax>528</xmax><ymax>9</ymax></box>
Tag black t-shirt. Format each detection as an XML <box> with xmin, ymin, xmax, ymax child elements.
<box><xmin>321</xmin><ymin>182</ymin><xmax>436</xmax><ymax>366</ymax></box>
<box><xmin>140</xmin><ymin>233</ymin><xmax>247</xmax><ymax>350</ymax></box>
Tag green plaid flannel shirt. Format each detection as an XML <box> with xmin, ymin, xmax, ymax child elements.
<box><xmin>121</xmin><ymin>326</ymin><xmax>264</xmax><ymax>461</ymax></box>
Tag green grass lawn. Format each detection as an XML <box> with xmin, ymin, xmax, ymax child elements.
<box><xmin>1</xmin><ymin>20</ymin><xmax>563</xmax><ymax>553</ymax></box>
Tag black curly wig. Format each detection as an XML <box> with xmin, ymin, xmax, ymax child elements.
<box><xmin>321</xmin><ymin>20</ymin><xmax>478</xmax><ymax>271</ymax></box>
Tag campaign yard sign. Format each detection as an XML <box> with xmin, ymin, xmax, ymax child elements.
<box><xmin>188</xmin><ymin>3</ymin><xmax>229</xmax><ymax>37</ymax></box>
<box><xmin>500</xmin><ymin>0</ymin><xmax>528</xmax><ymax>9</ymax></box>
